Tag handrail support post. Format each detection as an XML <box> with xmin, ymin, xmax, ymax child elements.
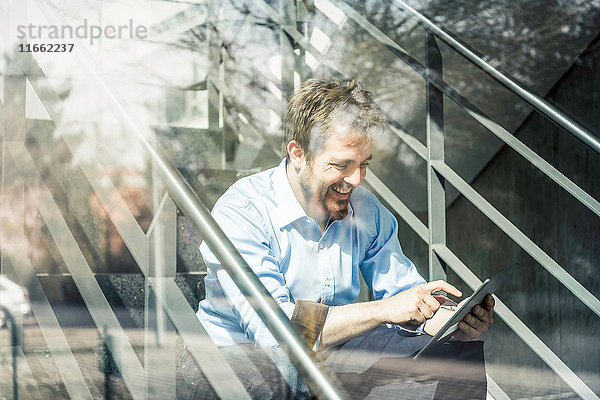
<box><xmin>426</xmin><ymin>31</ymin><xmax>447</xmax><ymax>281</ymax></box>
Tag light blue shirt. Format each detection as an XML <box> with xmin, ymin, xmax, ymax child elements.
<box><xmin>197</xmin><ymin>159</ymin><xmax>426</xmax><ymax>347</ymax></box>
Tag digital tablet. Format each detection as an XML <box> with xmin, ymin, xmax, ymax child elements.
<box><xmin>413</xmin><ymin>264</ymin><xmax>518</xmax><ymax>359</ymax></box>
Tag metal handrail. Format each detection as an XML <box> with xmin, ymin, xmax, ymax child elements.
<box><xmin>391</xmin><ymin>0</ymin><xmax>600</xmax><ymax>155</ymax></box>
<box><xmin>237</xmin><ymin>0</ymin><xmax>600</xmax><ymax>317</ymax></box>
<box><xmin>432</xmin><ymin>245</ymin><xmax>599</xmax><ymax>400</ymax></box>
<box><xmin>277</xmin><ymin>0</ymin><xmax>600</xmax><ymax>221</ymax></box>
<box><xmin>263</xmin><ymin>3</ymin><xmax>598</xmax><ymax>397</ymax></box>
<box><xmin>431</xmin><ymin>160</ymin><xmax>600</xmax><ymax>317</ymax></box>
<box><xmin>151</xmin><ymin>154</ymin><xmax>343</xmax><ymax>400</ymax></box>
<box><xmin>17</xmin><ymin>1</ymin><xmax>596</xmax><ymax>399</ymax></box>
<box><xmin>27</xmin><ymin>2</ymin><xmax>343</xmax><ymax>398</ymax></box>
<box><xmin>313</xmin><ymin>0</ymin><xmax>600</xmax><ymax>314</ymax></box>
<box><xmin>185</xmin><ymin>3</ymin><xmax>598</xmax><ymax>398</ymax></box>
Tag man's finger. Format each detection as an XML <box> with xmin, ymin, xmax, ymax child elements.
<box><xmin>472</xmin><ymin>305</ymin><xmax>492</xmax><ymax>323</ymax></box>
<box><xmin>472</xmin><ymin>305</ymin><xmax>486</xmax><ymax>320</ymax></box>
<box><xmin>458</xmin><ymin>321</ymin><xmax>479</xmax><ymax>339</ymax></box>
<box><xmin>464</xmin><ymin>313</ymin><xmax>487</xmax><ymax>333</ymax></box>
<box><xmin>483</xmin><ymin>294</ymin><xmax>495</xmax><ymax>310</ymax></box>
<box><xmin>418</xmin><ymin>302</ymin><xmax>434</xmax><ymax>320</ymax></box>
<box><xmin>423</xmin><ymin>280</ymin><xmax>462</xmax><ymax>298</ymax></box>
<box><xmin>423</xmin><ymin>294</ymin><xmax>441</xmax><ymax>313</ymax></box>
<box><xmin>411</xmin><ymin>307</ymin><xmax>427</xmax><ymax>324</ymax></box>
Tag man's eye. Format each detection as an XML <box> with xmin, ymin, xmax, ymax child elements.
<box><xmin>332</xmin><ymin>163</ymin><xmax>347</xmax><ymax>169</ymax></box>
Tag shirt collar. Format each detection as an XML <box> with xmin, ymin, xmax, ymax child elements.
<box><xmin>272</xmin><ymin>158</ymin><xmax>355</xmax><ymax>229</ymax></box>
<box><xmin>273</xmin><ymin>159</ymin><xmax>309</xmax><ymax>228</ymax></box>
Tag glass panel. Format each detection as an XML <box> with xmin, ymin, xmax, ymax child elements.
<box><xmin>1</xmin><ymin>0</ymin><xmax>598</xmax><ymax>398</ymax></box>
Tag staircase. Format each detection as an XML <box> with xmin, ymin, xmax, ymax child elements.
<box><xmin>1</xmin><ymin>0</ymin><xmax>599</xmax><ymax>399</ymax></box>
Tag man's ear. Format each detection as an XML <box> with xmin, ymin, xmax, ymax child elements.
<box><xmin>287</xmin><ymin>140</ymin><xmax>305</xmax><ymax>169</ymax></box>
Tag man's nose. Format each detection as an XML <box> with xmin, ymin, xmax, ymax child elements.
<box><xmin>344</xmin><ymin>167</ymin><xmax>362</xmax><ymax>187</ymax></box>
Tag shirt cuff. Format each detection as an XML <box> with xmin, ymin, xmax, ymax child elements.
<box><xmin>291</xmin><ymin>300</ymin><xmax>329</xmax><ymax>349</ymax></box>
<box><xmin>395</xmin><ymin>322</ymin><xmax>426</xmax><ymax>334</ymax></box>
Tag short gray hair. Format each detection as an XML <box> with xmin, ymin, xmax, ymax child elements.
<box><xmin>282</xmin><ymin>77</ymin><xmax>386</xmax><ymax>160</ymax></box>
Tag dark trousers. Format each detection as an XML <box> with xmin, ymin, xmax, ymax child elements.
<box><xmin>177</xmin><ymin>327</ymin><xmax>487</xmax><ymax>399</ymax></box>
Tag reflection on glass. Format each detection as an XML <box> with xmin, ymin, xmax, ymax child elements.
<box><xmin>0</xmin><ymin>0</ymin><xmax>598</xmax><ymax>398</ymax></box>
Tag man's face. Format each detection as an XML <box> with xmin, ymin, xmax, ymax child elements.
<box><xmin>298</xmin><ymin>129</ymin><xmax>372</xmax><ymax>222</ymax></box>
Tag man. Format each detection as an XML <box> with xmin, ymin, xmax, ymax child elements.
<box><xmin>189</xmin><ymin>78</ymin><xmax>494</xmax><ymax>399</ymax></box>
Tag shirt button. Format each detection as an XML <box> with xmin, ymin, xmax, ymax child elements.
<box><xmin>318</xmin><ymin>243</ymin><xmax>324</xmax><ymax>250</ymax></box>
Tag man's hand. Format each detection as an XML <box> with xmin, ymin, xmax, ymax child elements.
<box><xmin>454</xmin><ymin>294</ymin><xmax>495</xmax><ymax>341</ymax></box>
<box><xmin>378</xmin><ymin>281</ymin><xmax>462</xmax><ymax>326</ymax></box>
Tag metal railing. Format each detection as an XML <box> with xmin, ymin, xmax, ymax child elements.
<box><xmin>173</xmin><ymin>1</ymin><xmax>600</xmax><ymax>396</ymax></box>
<box><xmin>0</xmin><ymin>1</ymin><xmax>344</xmax><ymax>399</ymax></box>
<box><xmin>235</xmin><ymin>0</ymin><xmax>599</xmax><ymax>398</ymax></box>
<box><xmin>2</xmin><ymin>0</ymin><xmax>599</xmax><ymax>399</ymax></box>
<box><xmin>392</xmin><ymin>1</ymin><xmax>600</xmax><ymax>155</ymax></box>
<box><xmin>6</xmin><ymin>48</ymin><xmax>343</xmax><ymax>400</ymax></box>
<box><xmin>292</xmin><ymin>1</ymin><xmax>599</xmax><ymax>398</ymax></box>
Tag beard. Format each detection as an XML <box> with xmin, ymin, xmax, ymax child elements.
<box><xmin>299</xmin><ymin>165</ymin><xmax>351</xmax><ymax>222</ymax></box>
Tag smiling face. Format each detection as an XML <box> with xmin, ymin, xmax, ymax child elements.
<box><xmin>289</xmin><ymin>125</ymin><xmax>373</xmax><ymax>226</ymax></box>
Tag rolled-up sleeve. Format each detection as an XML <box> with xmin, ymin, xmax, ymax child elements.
<box><xmin>200</xmin><ymin>199</ymin><xmax>295</xmax><ymax>348</ymax></box>
<box><xmin>291</xmin><ymin>300</ymin><xmax>329</xmax><ymax>349</ymax></box>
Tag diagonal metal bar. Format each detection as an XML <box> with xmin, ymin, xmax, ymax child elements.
<box><xmin>13</xmin><ymin>52</ymin><xmax>150</xmax><ymax>268</ymax></box>
<box><xmin>486</xmin><ymin>374</ymin><xmax>511</xmax><ymax>400</ymax></box>
<box><xmin>364</xmin><ymin>169</ymin><xmax>429</xmax><ymax>243</ymax></box>
<box><xmin>326</xmin><ymin>0</ymin><xmax>413</xmax><ymax>59</ymax></box>
<box><xmin>431</xmin><ymin>160</ymin><xmax>600</xmax><ymax>318</ymax></box>
<box><xmin>253</xmin><ymin>0</ymin><xmax>281</xmax><ymax>24</ymax></box>
<box><xmin>6</xmin><ymin>246</ymin><xmax>94</xmax><ymax>400</ymax></box>
<box><xmin>29</xmin><ymin>2</ymin><xmax>344</xmax><ymax>398</ymax></box>
<box><xmin>148</xmin><ymin>277</ymin><xmax>251</xmax><ymax>400</ymax></box>
<box><xmin>314</xmin><ymin>0</ymin><xmax>600</xmax><ymax>219</ymax></box>
<box><xmin>388</xmin><ymin>123</ymin><xmax>428</xmax><ymax>160</ymax></box>
<box><xmin>6</xmin><ymin>142</ymin><xmax>147</xmax><ymax>400</ymax></box>
<box><xmin>437</xmin><ymin>86</ymin><xmax>600</xmax><ymax>220</ymax></box>
<box><xmin>282</xmin><ymin>25</ymin><xmax>343</xmax><ymax>74</ymax></box>
<box><xmin>391</xmin><ymin>0</ymin><xmax>600</xmax><ymax>155</ymax></box>
<box><xmin>433</xmin><ymin>244</ymin><xmax>600</xmax><ymax>400</ymax></box>
<box><xmin>61</xmin><ymin>135</ymin><xmax>148</xmax><ymax>271</ymax></box>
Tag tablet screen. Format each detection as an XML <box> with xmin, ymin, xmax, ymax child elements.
<box><xmin>413</xmin><ymin>264</ymin><xmax>518</xmax><ymax>359</ymax></box>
